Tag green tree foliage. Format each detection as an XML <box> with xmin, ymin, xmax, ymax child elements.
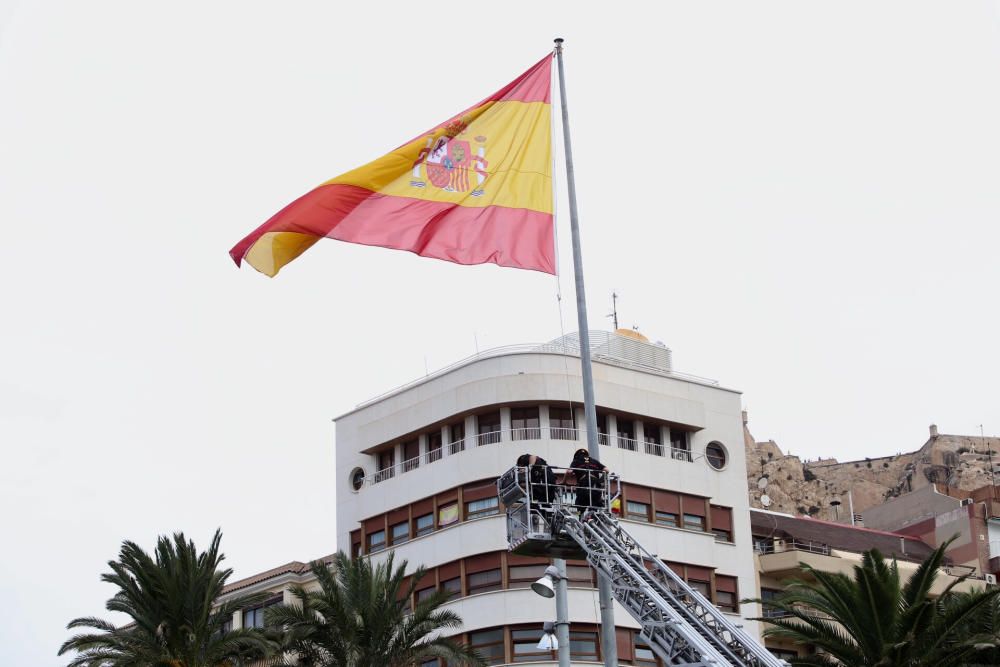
<box><xmin>746</xmin><ymin>540</ymin><xmax>1000</xmax><ymax>666</ymax></box>
<box><xmin>265</xmin><ymin>551</ymin><xmax>484</xmax><ymax>667</ymax></box>
<box><xmin>59</xmin><ymin>529</ymin><xmax>273</xmax><ymax>667</ymax></box>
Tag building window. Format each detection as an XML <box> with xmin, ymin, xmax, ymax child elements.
<box><xmin>770</xmin><ymin>649</ymin><xmax>798</xmax><ymax>660</ymax></box>
<box><xmin>635</xmin><ymin>635</ymin><xmax>657</xmax><ymax>667</ymax></box>
<box><xmin>469</xmin><ymin>628</ymin><xmax>505</xmax><ymax>666</ymax></box>
<box><xmin>415</xmin><ymin>586</ymin><xmax>436</xmax><ymax>604</ymax></box>
<box><xmin>626</xmin><ymin>501</ymin><xmax>650</xmax><ymax>522</ymax></box>
<box><xmin>643</xmin><ymin>422</ymin><xmax>664</xmax><ymax>456</ymax></box>
<box><xmin>378</xmin><ymin>449</ymin><xmax>395</xmax><ymax>479</ymax></box>
<box><xmin>438</xmin><ymin>503</ymin><xmax>459</xmax><ymax>527</ymax></box>
<box><xmin>760</xmin><ymin>588</ymin><xmax>788</xmax><ymax>618</ymax></box>
<box><xmin>402</xmin><ymin>439</ymin><xmax>420</xmax><ymax>471</ymax></box>
<box><xmin>367</xmin><ymin>529</ymin><xmax>386</xmax><ymax>553</ymax></box>
<box><xmin>508</xmin><ymin>564</ymin><xmax>547</xmax><ymax>589</ymax></box>
<box><xmin>511</xmin><ymin>407</ymin><xmax>541</xmax><ymax>440</ymax></box>
<box><xmin>466</xmin><ymin>496</ymin><xmax>500</xmax><ymax>519</ymax></box>
<box><xmin>655</xmin><ymin>511</ymin><xmax>679</xmax><ymax>527</ymax></box>
<box><xmin>414</xmin><ymin>512</ymin><xmax>434</xmax><ymax>536</ymax></box>
<box><xmin>428</xmin><ymin>431</ymin><xmax>443</xmax><ymax>462</ymax></box>
<box><xmin>683</xmin><ymin>513</ymin><xmax>705</xmax><ymax>532</ymax></box>
<box><xmin>441</xmin><ymin>576</ymin><xmax>461</xmax><ymax>600</ymax></box>
<box><xmin>570</xmin><ymin>630</ymin><xmax>599</xmax><ymax>662</ymax></box>
<box><xmin>512</xmin><ymin>627</ymin><xmax>552</xmax><ymax>662</ymax></box>
<box><xmin>716</xmin><ymin>589</ymin><xmax>737</xmax><ymax>613</ymax></box>
<box><xmin>596</xmin><ymin>412</ymin><xmax>609</xmax><ymax>446</ymax></box>
<box><xmin>477</xmin><ymin>411</ymin><xmax>502</xmax><ymax>445</ymax></box>
<box><xmin>391</xmin><ymin>521</ymin><xmax>409</xmax><ymax>545</ymax></box>
<box><xmin>706</xmin><ymin>442</ymin><xmax>727</xmax><ymax>470</ymax></box>
<box><xmin>549</xmin><ymin>406</ymin><xmax>576</xmax><ymax>439</ymax></box>
<box><xmin>349</xmin><ymin>467</ymin><xmax>365</xmax><ymax>491</ymax></box>
<box><xmin>670</xmin><ymin>430</ymin><xmax>691</xmax><ymax>461</ymax></box>
<box><xmin>448</xmin><ymin>421</ymin><xmax>465</xmax><ymax>453</ymax></box>
<box><xmin>617</xmin><ymin>419</ymin><xmax>637</xmax><ymax>450</ymax></box>
<box><xmin>242</xmin><ymin>598</ymin><xmax>279</xmax><ymax>629</ymax></box>
<box><xmin>467</xmin><ymin>568</ymin><xmax>502</xmax><ymax>595</ymax></box>
<box><xmin>688</xmin><ymin>579</ymin><xmax>710</xmax><ymax>599</ymax></box>
<box><xmin>218</xmin><ymin>616</ymin><xmax>233</xmax><ymax>635</ymax></box>
<box><xmin>351</xmin><ymin>540</ymin><xmax>361</xmax><ymax>559</ymax></box>
<box><xmin>713</xmin><ymin>527</ymin><xmax>733</xmax><ymax>542</ymax></box>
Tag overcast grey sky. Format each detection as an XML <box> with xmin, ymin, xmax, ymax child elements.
<box><xmin>3</xmin><ymin>1</ymin><xmax>1000</xmax><ymax>664</ymax></box>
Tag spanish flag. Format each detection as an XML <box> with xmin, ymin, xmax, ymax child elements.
<box><xmin>230</xmin><ymin>56</ymin><xmax>554</xmax><ymax>277</ymax></box>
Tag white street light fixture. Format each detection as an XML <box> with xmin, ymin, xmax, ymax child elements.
<box><xmin>537</xmin><ymin>621</ymin><xmax>559</xmax><ymax>651</ymax></box>
<box><xmin>531</xmin><ymin>565</ymin><xmax>561</xmax><ymax>598</ymax></box>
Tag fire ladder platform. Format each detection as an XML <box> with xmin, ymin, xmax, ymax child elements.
<box><xmin>498</xmin><ymin>466</ymin><xmax>788</xmax><ymax>667</ymax></box>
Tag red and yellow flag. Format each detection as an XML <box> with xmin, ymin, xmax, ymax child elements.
<box><xmin>230</xmin><ymin>56</ymin><xmax>554</xmax><ymax>277</ymax></box>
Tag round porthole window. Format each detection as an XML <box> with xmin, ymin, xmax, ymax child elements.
<box><xmin>350</xmin><ymin>467</ymin><xmax>366</xmax><ymax>491</ymax></box>
<box><xmin>706</xmin><ymin>442</ymin><xmax>727</xmax><ymax>470</ymax></box>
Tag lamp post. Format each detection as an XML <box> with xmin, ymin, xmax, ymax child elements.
<box><xmin>532</xmin><ymin>563</ymin><xmax>571</xmax><ymax>667</ymax></box>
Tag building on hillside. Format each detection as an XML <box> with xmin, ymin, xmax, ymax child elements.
<box><xmin>219</xmin><ymin>330</ymin><xmax>768</xmax><ymax>665</ymax></box>
<box><xmin>750</xmin><ymin>508</ymin><xmax>985</xmax><ymax>661</ymax></box>
<box><xmin>864</xmin><ymin>482</ymin><xmax>1000</xmax><ymax>580</ymax></box>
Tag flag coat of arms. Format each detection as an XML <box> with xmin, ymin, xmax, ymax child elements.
<box><xmin>230</xmin><ymin>56</ymin><xmax>554</xmax><ymax>277</ymax></box>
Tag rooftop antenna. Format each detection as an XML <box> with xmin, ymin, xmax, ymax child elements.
<box><xmin>607</xmin><ymin>292</ymin><xmax>619</xmax><ymax>330</ymax></box>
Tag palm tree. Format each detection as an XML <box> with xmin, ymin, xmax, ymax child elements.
<box><xmin>59</xmin><ymin>529</ymin><xmax>274</xmax><ymax>667</ymax></box>
<box><xmin>265</xmin><ymin>551</ymin><xmax>484</xmax><ymax>667</ymax></box>
<box><xmin>747</xmin><ymin>540</ymin><xmax>1000</xmax><ymax>666</ymax></box>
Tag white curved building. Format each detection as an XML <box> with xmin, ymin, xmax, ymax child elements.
<box><xmin>332</xmin><ymin>331</ymin><xmax>762</xmax><ymax>666</ymax></box>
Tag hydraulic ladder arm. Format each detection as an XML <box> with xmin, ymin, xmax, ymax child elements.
<box><xmin>555</xmin><ymin>509</ymin><xmax>787</xmax><ymax>667</ymax></box>
<box><xmin>498</xmin><ymin>465</ymin><xmax>787</xmax><ymax>667</ymax></box>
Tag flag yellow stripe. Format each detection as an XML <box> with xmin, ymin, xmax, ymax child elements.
<box><xmin>324</xmin><ymin>100</ymin><xmax>552</xmax><ymax>213</ymax></box>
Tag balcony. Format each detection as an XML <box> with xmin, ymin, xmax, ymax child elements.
<box><xmin>366</xmin><ymin>427</ymin><xmax>694</xmax><ymax>488</ymax></box>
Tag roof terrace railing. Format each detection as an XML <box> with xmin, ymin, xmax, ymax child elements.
<box><xmin>352</xmin><ymin>331</ymin><xmax>719</xmax><ymax>410</ymax></box>
<box><xmin>755</xmin><ymin>539</ymin><xmax>832</xmax><ymax>556</ymax></box>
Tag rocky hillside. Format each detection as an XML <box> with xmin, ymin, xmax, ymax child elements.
<box><xmin>744</xmin><ymin>415</ymin><xmax>1000</xmax><ymax>523</ymax></box>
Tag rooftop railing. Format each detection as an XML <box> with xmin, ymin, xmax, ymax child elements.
<box><xmin>352</xmin><ymin>331</ymin><xmax>719</xmax><ymax>410</ymax></box>
<box><xmin>755</xmin><ymin>540</ymin><xmax>832</xmax><ymax>556</ymax></box>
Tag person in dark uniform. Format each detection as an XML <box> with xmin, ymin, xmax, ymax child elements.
<box><xmin>570</xmin><ymin>448</ymin><xmax>608</xmax><ymax>510</ymax></box>
<box><xmin>516</xmin><ymin>453</ymin><xmax>557</xmax><ymax>505</ymax></box>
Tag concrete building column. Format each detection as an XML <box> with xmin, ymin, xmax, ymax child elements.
<box><xmin>500</xmin><ymin>407</ymin><xmax>512</xmax><ymax>443</ymax></box>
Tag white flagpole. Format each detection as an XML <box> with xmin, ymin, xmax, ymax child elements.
<box><xmin>553</xmin><ymin>37</ymin><xmax>618</xmax><ymax>667</ymax></box>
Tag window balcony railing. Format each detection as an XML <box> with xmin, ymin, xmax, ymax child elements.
<box><xmin>510</xmin><ymin>427</ymin><xmax>542</xmax><ymax>441</ymax></box>
<box><xmin>617</xmin><ymin>435</ymin><xmax>639</xmax><ymax>452</ymax></box>
<box><xmin>670</xmin><ymin>447</ymin><xmax>693</xmax><ymax>462</ymax></box>
<box><xmin>476</xmin><ymin>430</ymin><xmax>502</xmax><ymax>446</ymax></box>
<box><xmin>549</xmin><ymin>426</ymin><xmax>579</xmax><ymax>441</ymax></box>
<box><xmin>365</xmin><ymin>428</ymin><xmax>694</xmax><ymax>487</ymax></box>
<box><xmin>755</xmin><ymin>539</ymin><xmax>832</xmax><ymax>556</ymax></box>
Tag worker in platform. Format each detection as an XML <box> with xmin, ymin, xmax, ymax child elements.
<box><xmin>516</xmin><ymin>454</ymin><xmax>557</xmax><ymax>505</ymax></box>
<box><xmin>570</xmin><ymin>448</ymin><xmax>608</xmax><ymax>510</ymax></box>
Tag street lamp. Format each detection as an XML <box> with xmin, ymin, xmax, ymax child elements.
<box><xmin>537</xmin><ymin>621</ymin><xmax>559</xmax><ymax>650</ymax></box>
<box><xmin>531</xmin><ymin>561</ymin><xmax>570</xmax><ymax>667</ymax></box>
<box><xmin>531</xmin><ymin>565</ymin><xmax>560</xmax><ymax>598</ymax></box>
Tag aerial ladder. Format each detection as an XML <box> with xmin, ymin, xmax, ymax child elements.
<box><xmin>498</xmin><ymin>466</ymin><xmax>788</xmax><ymax>667</ymax></box>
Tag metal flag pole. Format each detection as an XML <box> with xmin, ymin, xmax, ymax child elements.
<box><xmin>553</xmin><ymin>37</ymin><xmax>619</xmax><ymax>667</ymax></box>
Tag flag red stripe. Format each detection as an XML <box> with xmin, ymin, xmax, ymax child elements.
<box><xmin>230</xmin><ymin>183</ymin><xmax>555</xmax><ymax>274</ymax></box>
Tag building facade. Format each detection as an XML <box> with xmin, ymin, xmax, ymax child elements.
<box><xmin>329</xmin><ymin>331</ymin><xmax>763</xmax><ymax>665</ymax></box>
<box><xmin>750</xmin><ymin>507</ymin><xmax>985</xmax><ymax>660</ymax></box>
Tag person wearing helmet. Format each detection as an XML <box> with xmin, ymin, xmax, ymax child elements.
<box><xmin>570</xmin><ymin>448</ymin><xmax>608</xmax><ymax>510</ymax></box>
<box><xmin>516</xmin><ymin>453</ymin><xmax>557</xmax><ymax>505</ymax></box>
